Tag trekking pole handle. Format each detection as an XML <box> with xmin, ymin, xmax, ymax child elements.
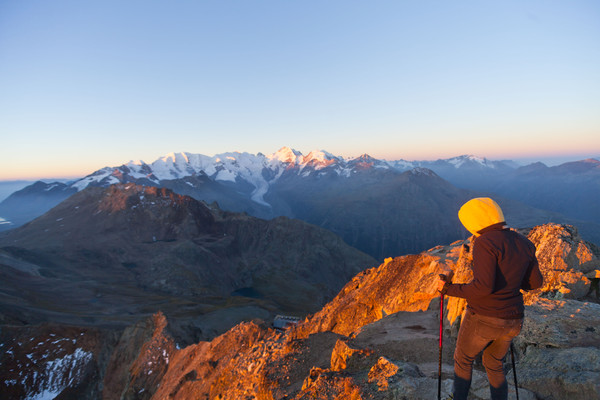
<box><xmin>438</xmin><ymin>272</ymin><xmax>454</xmax><ymax>296</ymax></box>
<box><xmin>439</xmin><ymin>271</ymin><xmax>454</xmax><ymax>283</ymax></box>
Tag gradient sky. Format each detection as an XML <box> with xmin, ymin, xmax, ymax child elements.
<box><xmin>1</xmin><ymin>0</ymin><xmax>599</xmax><ymax>180</ymax></box>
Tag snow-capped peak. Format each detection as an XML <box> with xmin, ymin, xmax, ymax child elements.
<box><xmin>149</xmin><ymin>152</ymin><xmax>197</xmax><ymax>180</ymax></box>
<box><xmin>301</xmin><ymin>150</ymin><xmax>340</xmax><ymax>170</ymax></box>
<box><xmin>66</xmin><ymin>149</ymin><xmax>522</xmax><ymax>211</ymax></box>
<box><xmin>268</xmin><ymin>147</ymin><xmax>303</xmax><ymax>164</ymax></box>
<box><xmin>159</xmin><ymin>152</ymin><xmax>187</xmax><ymax>164</ymax></box>
<box><xmin>447</xmin><ymin>155</ymin><xmax>488</xmax><ymax>168</ymax></box>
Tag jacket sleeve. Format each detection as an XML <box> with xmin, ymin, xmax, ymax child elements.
<box><xmin>521</xmin><ymin>253</ymin><xmax>543</xmax><ymax>291</ymax></box>
<box><xmin>446</xmin><ymin>238</ymin><xmax>497</xmax><ymax>299</ymax></box>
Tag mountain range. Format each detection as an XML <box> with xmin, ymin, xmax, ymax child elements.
<box><xmin>1</xmin><ymin>148</ymin><xmax>599</xmax><ymax>259</ymax></box>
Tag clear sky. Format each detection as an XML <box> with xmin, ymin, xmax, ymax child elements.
<box><xmin>1</xmin><ymin>0</ymin><xmax>599</xmax><ymax>180</ymax></box>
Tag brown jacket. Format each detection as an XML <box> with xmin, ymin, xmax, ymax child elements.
<box><xmin>446</xmin><ymin>223</ymin><xmax>543</xmax><ymax>319</ymax></box>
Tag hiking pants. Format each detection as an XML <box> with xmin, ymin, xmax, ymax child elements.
<box><xmin>453</xmin><ymin>309</ymin><xmax>523</xmax><ymax>400</ymax></box>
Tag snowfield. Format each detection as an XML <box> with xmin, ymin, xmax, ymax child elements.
<box><xmin>52</xmin><ymin>147</ymin><xmax>509</xmax><ymax>211</ymax></box>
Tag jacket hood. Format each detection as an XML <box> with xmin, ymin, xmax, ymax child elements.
<box><xmin>458</xmin><ymin>197</ymin><xmax>505</xmax><ymax>236</ymax></box>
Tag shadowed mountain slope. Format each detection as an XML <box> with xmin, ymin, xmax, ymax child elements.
<box><xmin>0</xmin><ymin>181</ymin><xmax>77</xmax><ymax>230</ymax></box>
<box><xmin>266</xmin><ymin>167</ymin><xmax>468</xmax><ymax>259</ymax></box>
<box><xmin>0</xmin><ymin>184</ymin><xmax>375</xmax><ymax>342</ymax></box>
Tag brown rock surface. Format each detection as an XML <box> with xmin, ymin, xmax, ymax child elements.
<box><xmin>330</xmin><ymin>339</ymin><xmax>374</xmax><ymax>372</ymax></box>
<box><xmin>290</xmin><ymin>251</ymin><xmax>456</xmax><ymax>339</ymax></box>
<box><xmin>367</xmin><ymin>357</ymin><xmax>400</xmax><ymax>391</ymax></box>
<box><xmin>102</xmin><ymin>315</ymin><xmax>157</xmax><ymax>400</ymax></box>
<box><xmin>517</xmin><ymin>298</ymin><xmax>600</xmax><ymax>349</ymax></box>
<box><xmin>516</xmin><ymin>346</ymin><xmax>600</xmax><ymax>399</ymax></box>
<box><xmin>525</xmin><ymin>223</ymin><xmax>598</xmax><ymax>299</ymax></box>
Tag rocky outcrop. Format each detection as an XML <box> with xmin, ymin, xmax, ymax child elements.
<box><xmin>517</xmin><ymin>298</ymin><xmax>600</xmax><ymax>349</ymax></box>
<box><xmin>147</xmin><ymin>222</ymin><xmax>596</xmax><ymax>400</ymax></box>
<box><xmin>290</xmin><ymin>253</ymin><xmax>452</xmax><ymax>338</ymax></box>
<box><xmin>367</xmin><ymin>357</ymin><xmax>400</xmax><ymax>391</ymax></box>
<box><xmin>511</xmin><ymin>298</ymin><xmax>600</xmax><ymax>399</ymax></box>
<box><xmin>516</xmin><ymin>347</ymin><xmax>600</xmax><ymax>399</ymax></box>
<box><xmin>289</xmin><ymin>223</ymin><xmax>598</xmax><ymax>341</ymax></box>
<box><xmin>149</xmin><ymin>320</ymin><xmax>283</xmax><ymax>399</ymax></box>
<box><xmin>2</xmin><ymin>223</ymin><xmax>598</xmax><ymax>399</ymax></box>
<box><xmin>525</xmin><ymin>223</ymin><xmax>599</xmax><ymax>299</ymax></box>
<box><xmin>330</xmin><ymin>339</ymin><xmax>374</xmax><ymax>372</ymax></box>
<box><xmin>102</xmin><ymin>312</ymin><xmax>176</xmax><ymax>400</ymax></box>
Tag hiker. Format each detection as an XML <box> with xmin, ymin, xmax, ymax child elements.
<box><xmin>437</xmin><ymin>197</ymin><xmax>543</xmax><ymax>400</ymax></box>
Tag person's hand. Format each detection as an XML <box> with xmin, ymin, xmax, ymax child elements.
<box><xmin>437</xmin><ymin>278</ymin><xmax>447</xmax><ymax>292</ymax></box>
<box><xmin>437</xmin><ymin>270</ymin><xmax>453</xmax><ymax>293</ymax></box>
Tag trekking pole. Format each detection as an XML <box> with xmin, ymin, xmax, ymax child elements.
<box><xmin>510</xmin><ymin>342</ymin><xmax>519</xmax><ymax>400</ymax></box>
<box><xmin>438</xmin><ymin>273</ymin><xmax>451</xmax><ymax>400</ymax></box>
<box><xmin>438</xmin><ymin>288</ymin><xmax>444</xmax><ymax>400</ymax></box>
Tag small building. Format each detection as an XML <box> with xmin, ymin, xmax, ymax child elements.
<box><xmin>273</xmin><ymin>315</ymin><xmax>301</xmax><ymax>330</ymax></box>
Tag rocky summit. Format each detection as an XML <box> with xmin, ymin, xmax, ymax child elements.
<box><xmin>1</xmin><ymin>222</ymin><xmax>598</xmax><ymax>399</ymax></box>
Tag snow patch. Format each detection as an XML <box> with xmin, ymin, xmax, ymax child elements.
<box><xmin>448</xmin><ymin>155</ymin><xmax>488</xmax><ymax>168</ymax></box>
<box><xmin>410</xmin><ymin>168</ymin><xmax>436</xmax><ymax>176</ymax></box>
<box><xmin>214</xmin><ymin>169</ymin><xmax>237</xmax><ymax>183</ymax></box>
<box><xmin>268</xmin><ymin>146</ymin><xmax>303</xmax><ymax>164</ymax></box>
<box><xmin>23</xmin><ymin>348</ymin><xmax>93</xmax><ymax>400</ymax></box>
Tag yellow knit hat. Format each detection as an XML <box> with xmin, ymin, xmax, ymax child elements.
<box><xmin>458</xmin><ymin>197</ymin><xmax>505</xmax><ymax>236</ymax></box>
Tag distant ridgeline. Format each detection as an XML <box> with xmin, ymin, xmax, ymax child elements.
<box><xmin>0</xmin><ymin>148</ymin><xmax>598</xmax><ymax>258</ymax></box>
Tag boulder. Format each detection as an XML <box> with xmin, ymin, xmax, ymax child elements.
<box><xmin>330</xmin><ymin>339</ymin><xmax>374</xmax><ymax>372</ymax></box>
<box><xmin>368</xmin><ymin>357</ymin><xmax>400</xmax><ymax>391</ymax></box>
<box><xmin>517</xmin><ymin>347</ymin><xmax>600</xmax><ymax>400</ymax></box>
<box><xmin>525</xmin><ymin>224</ymin><xmax>598</xmax><ymax>300</ymax></box>
<box><xmin>517</xmin><ymin>298</ymin><xmax>600</xmax><ymax>349</ymax></box>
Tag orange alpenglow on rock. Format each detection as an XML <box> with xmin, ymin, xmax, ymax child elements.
<box><xmin>458</xmin><ymin>197</ymin><xmax>505</xmax><ymax>236</ymax></box>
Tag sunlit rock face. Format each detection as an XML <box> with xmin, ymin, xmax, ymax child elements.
<box><xmin>2</xmin><ymin>223</ymin><xmax>598</xmax><ymax>399</ymax></box>
<box><xmin>526</xmin><ymin>223</ymin><xmax>599</xmax><ymax>300</ymax></box>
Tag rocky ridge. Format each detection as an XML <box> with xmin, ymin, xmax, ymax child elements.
<box><xmin>3</xmin><ymin>223</ymin><xmax>597</xmax><ymax>399</ymax></box>
<box><xmin>0</xmin><ymin>184</ymin><xmax>375</xmax><ymax>341</ymax></box>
